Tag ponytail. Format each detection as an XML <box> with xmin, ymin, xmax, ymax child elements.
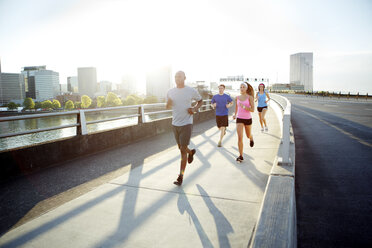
<box><xmin>245</xmin><ymin>82</ymin><xmax>254</xmax><ymax>97</ymax></box>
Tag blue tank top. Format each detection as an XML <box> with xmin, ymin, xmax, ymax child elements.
<box><xmin>257</xmin><ymin>92</ymin><xmax>267</xmax><ymax>107</ymax></box>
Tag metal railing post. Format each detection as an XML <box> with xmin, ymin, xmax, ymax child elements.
<box><xmin>138</xmin><ymin>105</ymin><xmax>145</xmax><ymax>124</ymax></box>
<box><xmin>77</xmin><ymin>110</ymin><xmax>87</xmax><ymax>135</ymax></box>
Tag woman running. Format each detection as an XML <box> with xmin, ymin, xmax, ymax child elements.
<box><xmin>255</xmin><ymin>83</ymin><xmax>270</xmax><ymax>132</ymax></box>
<box><xmin>233</xmin><ymin>82</ymin><xmax>255</xmax><ymax>162</ymax></box>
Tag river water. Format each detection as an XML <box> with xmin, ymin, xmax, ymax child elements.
<box><xmin>0</xmin><ymin>110</ymin><xmax>172</xmax><ymax>151</ymax></box>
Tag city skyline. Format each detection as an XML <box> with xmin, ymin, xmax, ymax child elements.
<box><xmin>1</xmin><ymin>0</ymin><xmax>372</xmax><ymax>94</ymax></box>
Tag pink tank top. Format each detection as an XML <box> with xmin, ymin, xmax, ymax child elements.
<box><xmin>237</xmin><ymin>97</ymin><xmax>252</xmax><ymax>119</ymax></box>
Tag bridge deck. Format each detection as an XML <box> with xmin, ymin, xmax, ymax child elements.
<box><xmin>0</xmin><ymin>108</ymin><xmax>281</xmax><ymax>248</ymax></box>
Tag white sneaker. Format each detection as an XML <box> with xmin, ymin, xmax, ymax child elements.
<box><xmin>265</xmin><ymin>127</ymin><xmax>268</xmax><ymax>132</ymax></box>
<box><xmin>261</xmin><ymin>128</ymin><xmax>264</xmax><ymax>132</ymax></box>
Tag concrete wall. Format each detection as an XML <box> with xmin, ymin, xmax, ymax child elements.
<box><xmin>0</xmin><ymin>110</ymin><xmax>215</xmax><ymax>182</ymax></box>
<box><xmin>250</xmin><ymin>94</ymin><xmax>297</xmax><ymax>248</ymax></box>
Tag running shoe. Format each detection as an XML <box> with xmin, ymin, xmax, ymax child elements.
<box><xmin>173</xmin><ymin>174</ymin><xmax>183</xmax><ymax>186</ymax></box>
<box><xmin>250</xmin><ymin>139</ymin><xmax>254</xmax><ymax>147</ymax></box>
<box><xmin>261</xmin><ymin>128</ymin><xmax>264</xmax><ymax>132</ymax></box>
<box><xmin>188</xmin><ymin>149</ymin><xmax>196</xmax><ymax>164</ymax></box>
<box><xmin>236</xmin><ymin>155</ymin><xmax>244</xmax><ymax>162</ymax></box>
<box><xmin>217</xmin><ymin>141</ymin><xmax>222</xmax><ymax>147</ymax></box>
<box><xmin>265</xmin><ymin>127</ymin><xmax>268</xmax><ymax>132</ymax></box>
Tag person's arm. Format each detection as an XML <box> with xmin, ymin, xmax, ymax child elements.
<box><xmin>248</xmin><ymin>95</ymin><xmax>255</xmax><ymax>112</ymax></box>
<box><xmin>188</xmin><ymin>89</ymin><xmax>203</xmax><ymax>114</ymax></box>
<box><xmin>188</xmin><ymin>99</ymin><xmax>203</xmax><ymax>114</ymax></box>
<box><xmin>166</xmin><ymin>97</ymin><xmax>172</xmax><ymax>109</ymax></box>
<box><xmin>211</xmin><ymin>97</ymin><xmax>217</xmax><ymax>109</ymax></box>
<box><xmin>233</xmin><ymin>97</ymin><xmax>238</xmax><ymax>119</ymax></box>
<box><xmin>265</xmin><ymin>92</ymin><xmax>271</xmax><ymax>103</ymax></box>
<box><xmin>226</xmin><ymin>95</ymin><xmax>233</xmax><ymax>108</ymax></box>
<box><xmin>255</xmin><ymin>92</ymin><xmax>258</xmax><ymax>102</ymax></box>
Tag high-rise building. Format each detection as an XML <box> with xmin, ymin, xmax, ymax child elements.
<box><xmin>67</xmin><ymin>76</ymin><xmax>78</xmax><ymax>93</ymax></box>
<box><xmin>60</xmin><ymin>84</ymin><xmax>68</xmax><ymax>93</ymax></box>
<box><xmin>290</xmin><ymin>53</ymin><xmax>313</xmax><ymax>91</ymax></box>
<box><xmin>78</xmin><ymin>67</ymin><xmax>97</xmax><ymax>97</ymax></box>
<box><xmin>146</xmin><ymin>66</ymin><xmax>172</xmax><ymax>102</ymax></box>
<box><xmin>121</xmin><ymin>74</ymin><xmax>137</xmax><ymax>94</ymax></box>
<box><xmin>0</xmin><ymin>73</ymin><xmax>25</xmax><ymax>105</ymax></box>
<box><xmin>97</xmin><ymin>81</ymin><xmax>112</xmax><ymax>96</ymax></box>
<box><xmin>21</xmin><ymin>66</ymin><xmax>60</xmax><ymax>101</ymax></box>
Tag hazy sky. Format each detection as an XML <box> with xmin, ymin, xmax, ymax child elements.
<box><xmin>1</xmin><ymin>0</ymin><xmax>371</xmax><ymax>93</ymax></box>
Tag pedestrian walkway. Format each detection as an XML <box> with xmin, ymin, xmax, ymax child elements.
<box><xmin>0</xmin><ymin>108</ymin><xmax>281</xmax><ymax>248</ymax></box>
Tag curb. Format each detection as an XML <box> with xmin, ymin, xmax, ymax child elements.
<box><xmin>250</xmin><ymin>95</ymin><xmax>297</xmax><ymax>248</ymax></box>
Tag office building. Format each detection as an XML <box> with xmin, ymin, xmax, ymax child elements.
<box><xmin>146</xmin><ymin>66</ymin><xmax>172</xmax><ymax>102</ymax></box>
<box><xmin>97</xmin><ymin>81</ymin><xmax>112</xmax><ymax>96</ymax></box>
<box><xmin>271</xmin><ymin>83</ymin><xmax>304</xmax><ymax>92</ymax></box>
<box><xmin>21</xmin><ymin>66</ymin><xmax>60</xmax><ymax>101</ymax></box>
<box><xmin>78</xmin><ymin>67</ymin><xmax>97</xmax><ymax>97</ymax></box>
<box><xmin>0</xmin><ymin>72</ymin><xmax>25</xmax><ymax>105</ymax></box>
<box><xmin>121</xmin><ymin>74</ymin><xmax>137</xmax><ymax>95</ymax></box>
<box><xmin>290</xmin><ymin>53</ymin><xmax>313</xmax><ymax>91</ymax></box>
<box><xmin>60</xmin><ymin>84</ymin><xmax>68</xmax><ymax>93</ymax></box>
<box><xmin>67</xmin><ymin>76</ymin><xmax>78</xmax><ymax>93</ymax></box>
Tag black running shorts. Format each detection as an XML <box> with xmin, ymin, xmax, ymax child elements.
<box><xmin>172</xmin><ymin>124</ymin><xmax>192</xmax><ymax>146</ymax></box>
<box><xmin>257</xmin><ymin>106</ymin><xmax>268</xmax><ymax>112</ymax></box>
<box><xmin>216</xmin><ymin>115</ymin><xmax>228</xmax><ymax>128</ymax></box>
<box><xmin>236</xmin><ymin>118</ymin><xmax>252</xmax><ymax>126</ymax></box>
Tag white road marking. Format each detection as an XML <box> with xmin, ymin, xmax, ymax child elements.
<box><xmin>365</xmin><ymin>108</ymin><xmax>372</xmax><ymax>111</ymax></box>
<box><xmin>323</xmin><ymin>104</ymin><xmax>338</xmax><ymax>107</ymax></box>
<box><xmin>299</xmin><ymin>101</ymin><xmax>309</xmax><ymax>104</ymax></box>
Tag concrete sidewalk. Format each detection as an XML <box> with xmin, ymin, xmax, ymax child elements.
<box><xmin>0</xmin><ymin>109</ymin><xmax>281</xmax><ymax>248</ymax></box>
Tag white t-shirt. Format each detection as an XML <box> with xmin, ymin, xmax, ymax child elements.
<box><xmin>167</xmin><ymin>86</ymin><xmax>202</xmax><ymax>126</ymax></box>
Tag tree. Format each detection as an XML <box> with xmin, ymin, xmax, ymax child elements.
<box><xmin>23</xmin><ymin>97</ymin><xmax>35</xmax><ymax>110</ymax></box>
<box><xmin>65</xmin><ymin>100</ymin><xmax>74</xmax><ymax>110</ymax></box>
<box><xmin>42</xmin><ymin>100</ymin><xmax>53</xmax><ymax>110</ymax></box>
<box><xmin>7</xmin><ymin>102</ymin><xmax>18</xmax><ymax>110</ymax></box>
<box><xmin>97</xmin><ymin>96</ymin><xmax>106</xmax><ymax>108</ymax></box>
<box><xmin>52</xmin><ymin>99</ymin><xmax>61</xmax><ymax>109</ymax></box>
<box><xmin>124</xmin><ymin>95</ymin><xmax>136</xmax><ymax>106</ymax></box>
<box><xmin>132</xmin><ymin>94</ymin><xmax>144</xmax><ymax>104</ymax></box>
<box><xmin>106</xmin><ymin>92</ymin><xmax>122</xmax><ymax>106</ymax></box>
<box><xmin>124</xmin><ymin>94</ymin><xmax>143</xmax><ymax>105</ymax></box>
<box><xmin>75</xmin><ymin>101</ymin><xmax>82</xmax><ymax>109</ymax></box>
<box><xmin>81</xmin><ymin>95</ymin><xmax>92</xmax><ymax>109</ymax></box>
<box><xmin>113</xmin><ymin>98</ymin><xmax>122</xmax><ymax>106</ymax></box>
<box><xmin>144</xmin><ymin>95</ymin><xmax>158</xmax><ymax>104</ymax></box>
<box><xmin>34</xmin><ymin>102</ymin><xmax>42</xmax><ymax>109</ymax></box>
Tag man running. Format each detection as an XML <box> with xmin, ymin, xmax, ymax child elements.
<box><xmin>211</xmin><ymin>84</ymin><xmax>233</xmax><ymax>147</ymax></box>
<box><xmin>166</xmin><ymin>71</ymin><xmax>203</xmax><ymax>186</ymax></box>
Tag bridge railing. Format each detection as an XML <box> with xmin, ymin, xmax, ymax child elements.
<box><xmin>270</xmin><ymin>94</ymin><xmax>292</xmax><ymax>164</ymax></box>
<box><xmin>0</xmin><ymin>100</ymin><xmax>211</xmax><ymax>139</ymax></box>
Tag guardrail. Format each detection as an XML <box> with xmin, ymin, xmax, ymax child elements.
<box><xmin>270</xmin><ymin>94</ymin><xmax>292</xmax><ymax>165</ymax></box>
<box><xmin>250</xmin><ymin>93</ymin><xmax>296</xmax><ymax>248</ymax></box>
<box><xmin>0</xmin><ymin>100</ymin><xmax>211</xmax><ymax>139</ymax></box>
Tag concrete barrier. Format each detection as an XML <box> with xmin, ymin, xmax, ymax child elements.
<box><xmin>250</xmin><ymin>94</ymin><xmax>297</xmax><ymax>248</ymax></box>
<box><xmin>0</xmin><ymin>109</ymin><xmax>215</xmax><ymax>182</ymax></box>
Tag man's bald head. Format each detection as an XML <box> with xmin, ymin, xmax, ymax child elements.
<box><xmin>175</xmin><ymin>71</ymin><xmax>186</xmax><ymax>88</ymax></box>
<box><xmin>175</xmin><ymin>71</ymin><xmax>185</xmax><ymax>77</ymax></box>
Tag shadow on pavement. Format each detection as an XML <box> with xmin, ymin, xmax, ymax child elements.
<box><xmin>196</xmin><ymin>184</ymin><xmax>234</xmax><ymax>248</ymax></box>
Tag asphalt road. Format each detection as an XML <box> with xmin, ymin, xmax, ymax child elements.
<box><xmin>286</xmin><ymin>94</ymin><xmax>372</xmax><ymax>247</ymax></box>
